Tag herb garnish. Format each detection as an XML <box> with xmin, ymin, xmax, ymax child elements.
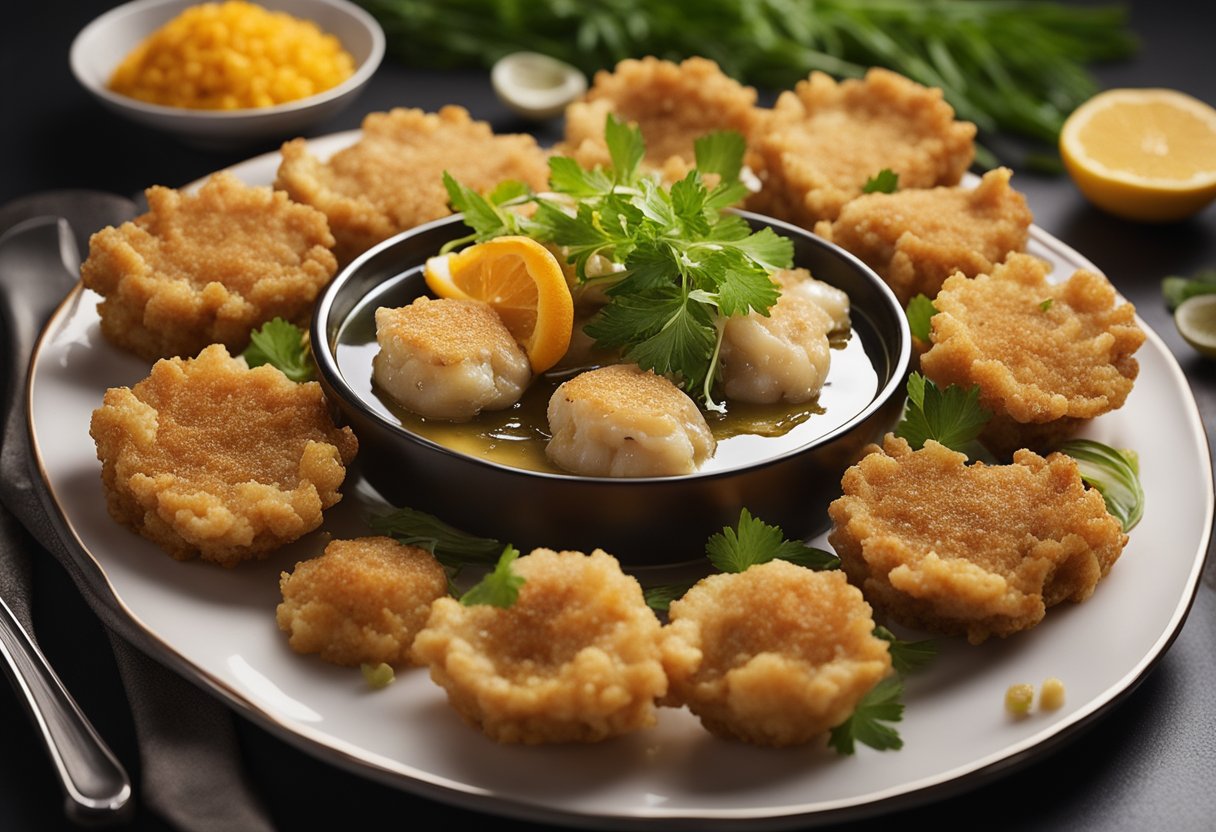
<box><xmin>368</xmin><ymin>505</ymin><xmax>503</xmax><ymax>568</ymax></box>
<box><xmin>873</xmin><ymin>625</ymin><xmax>938</xmax><ymax>676</ymax></box>
<box><xmin>706</xmin><ymin>507</ymin><xmax>840</xmax><ymax>573</ymax></box>
<box><xmin>894</xmin><ymin>373</ymin><xmax>991</xmax><ymax>457</ymax></box>
<box><xmin>904</xmin><ymin>294</ymin><xmax>936</xmax><ymax>342</ymax></box>
<box><xmin>1162</xmin><ymin>268</ymin><xmax>1216</xmax><ymax>312</ymax></box>
<box><xmin>863</xmin><ymin>169</ymin><xmax>899</xmax><ymax>194</ymax></box>
<box><xmin>460</xmin><ymin>544</ymin><xmax>526</xmax><ymax>608</ymax></box>
<box><xmin>242</xmin><ymin>318</ymin><xmax>314</xmax><ymax>382</ymax></box>
<box><xmin>445</xmin><ymin>115</ymin><xmax>794</xmax><ymax>411</ymax></box>
<box><xmin>828</xmin><ymin>676</ymin><xmax>905</xmax><ymax>755</ymax></box>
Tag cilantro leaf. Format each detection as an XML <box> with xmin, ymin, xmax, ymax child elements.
<box><xmin>873</xmin><ymin>625</ymin><xmax>938</xmax><ymax>675</ymax></box>
<box><xmin>242</xmin><ymin>318</ymin><xmax>314</xmax><ymax>382</ymax></box>
<box><xmin>604</xmin><ymin>114</ymin><xmax>645</xmax><ymax>185</ymax></box>
<box><xmin>895</xmin><ymin>373</ymin><xmax>992</xmax><ymax>455</ymax></box>
<box><xmin>705</xmin><ymin>508</ymin><xmax>837</xmax><ymax>573</ymax></box>
<box><xmin>863</xmin><ymin>169</ymin><xmax>900</xmax><ymax>194</ymax></box>
<box><xmin>1057</xmin><ymin>439</ymin><xmax>1144</xmax><ymax>531</ymax></box>
<box><xmin>693</xmin><ymin>130</ymin><xmax>746</xmax><ymax>184</ymax></box>
<box><xmin>547</xmin><ymin>155</ymin><xmax>613</xmax><ymax>198</ymax></box>
<box><xmin>1038</xmin><ymin>298</ymin><xmax>1054</xmax><ymax>312</ymax></box>
<box><xmin>368</xmin><ymin>505</ymin><xmax>502</xmax><ymax>569</ymax></box>
<box><xmin>905</xmin><ymin>294</ymin><xmax>936</xmax><ymax>342</ymax></box>
<box><xmin>460</xmin><ymin>545</ymin><xmax>525</xmax><ymax>608</ymax></box>
<box><xmin>827</xmin><ymin>676</ymin><xmax>905</xmax><ymax>755</ymax></box>
<box><xmin>443</xmin><ymin>171</ymin><xmax>511</xmax><ymax>240</ymax></box>
<box><xmin>643</xmin><ymin>582</ymin><xmax>695</xmax><ymax>614</ymax></box>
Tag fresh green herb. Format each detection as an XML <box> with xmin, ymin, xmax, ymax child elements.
<box><xmin>368</xmin><ymin>506</ymin><xmax>503</xmax><ymax>569</ymax></box>
<box><xmin>460</xmin><ymin>544</ymin><xmax>526</xmax><ymax>607</ymax></box>
<box><xmin>828</xmin><ymin>676</ymin><xmax>905</xmax><ymax>755</ymax></box>
<box><xmin>905</xmin><ymin>294</ymin><xmax>936</xmax><ymax>342</ymax></box>
<box><xmin>361</xmin><ymin>662</ymin><xmax>396</xmax><ymax>689</ymax></box>
<box><xmin>242</xmin><ymin>318</ymin><xmax>314</xmax><ymax>382</ymax></box>
<box><xmin>1039</xmin><ymin>298</ymin><xmax>1054</xmax><ymax>312</ymax></box>
<box><xmin>358</xmin><ymin>0</ymin><xmax>1136</xmax><ymax>150</ymax></box>
<box><xmin>895</xmin><ymin>373</ymin><xmax>992</xmax><ymax>456</ymax></box>
<box><xmin>643</xmin><ymin>582</ymin><xmax>695</xmax><ymax>614</ymax></box>
<box><xmin>706</xmin><ymin>507</ymin><xmax>839</xmax><ymax>574</ymax></box>
<box><xmin>1162</xmin><ymin>268</ymin><xmax>1216</xmax><ymax>313</ymax></box>
<box><xmin>862</xmin><ymin>169</ymin><xmax>899</xmax><ymax>194</ymax></box>
<box><xmin>439</xmin><ymin>171</ymin><xmax>533</xmax><ymax>254</ymax></box>
<box><xmin>873</xmin><ymin>625</ymin><xmax>938</xmax><ymax>676</ymax></box>
<box><xmin>450</xmin><ymin>115</ymin><xmax>793</xmax><ymax>410</ymax></box>
<box><xmin>1057</xmin><ymin>439</ymin><xmax>1145</xmax><ymax>532</ymax></box>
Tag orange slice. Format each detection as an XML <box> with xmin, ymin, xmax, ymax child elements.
<box><xmin>1059</xmin><ymin>88</ymin><xmax>1216</xmax><ymax>222</ymax></box>
<box><xmin>424</xmin><ymin>236</ymin><xmax>574</xmax><ymax>373</ymax></box>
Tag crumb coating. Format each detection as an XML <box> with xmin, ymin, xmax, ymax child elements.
<box><xmin>411</xmin><ymin>548</ymin><xmax>667</xmax><ymax>744</ymax></box>
<box><xmin>813</xmin><ymin>167</ymin><xmax>1033</xmax><ymax>304</ymax></box>
<box><xmin>660</xmin><ymin>561</ymin><xmax>892</xmax><ymax>747</ymax></box>
<box><xmin>561</xmin><ymin>56</ymin><xmax>761</xmax><ymax>182</ymax></box>
<box><xmin>746</xmin><ymin>67</ymin><xmax>976</xmax><ymax>227</ymax></box>
<box><xmin>920</xmin><ymin>253</ymin><xmax>1145</xmax><ymax>456</ymax></box>
<box><xmin>275</xmin><ymin>105</ymin><xmax>550</xmax><ymax>263</ymax></box>
<box><xmin>277</xmin><ymin>536</ymin><xmax>448</xmax><ymax>666</ymax></box>
<box><xmin>89</xmin><ymin>344</ymin><xmax>358</xmax><ymax>567</ymax></box>
<box><xmin>828</xmin><ymin>435</ymin><xmax>1128</xmax><ymax>644</ymax></box>
<box><xmin>80</xmin><ymin>171</ymin><xmax>337</xmax><ymax>362</ymax></box>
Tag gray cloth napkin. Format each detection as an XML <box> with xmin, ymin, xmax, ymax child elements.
<box><xmin>0</xmin><ymin>194</ymin><xmax>276</xmax><ymax>831</ymax></box>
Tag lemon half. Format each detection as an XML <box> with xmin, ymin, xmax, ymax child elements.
<box><xmin>1174</xmin><ymin>294</ymin><xmax>1216</xmax><ymax>358</ymax></box>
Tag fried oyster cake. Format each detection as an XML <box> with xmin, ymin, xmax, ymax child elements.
<box><xmin>560</xmin><ymin>55</ymin><xmax>762</xmax><ymax>183</ymax></box>
<box><xmin>277</xmin><ymin>536</ymin><xmax>448</xmax><ymax>667</ymax></box>
<box><xmin>828</xmin><ymin>435</ymin><xmax>1128</xmax><ymax>645</ymax></box>
<box><xmin>813</xmin><ymin>167</ymin><xmax>1034</xmax><ymax>305</ymax></box>
<box><xmin>89</xmin><ymin>344</ymin><xmax>358</xmax><ymax>567</ymax></box>
<box><xmin>745</xmin><ymin>67</ymin><xmax>976</xmax><ymax>227</ymax></box>
<box><xmin>81</xmin><ymin>171</ymin><xmax>337</xmax><ymax>362</ymax></box>
<box><xmin>661</xmin><ymin>561</ymin><xmax>893</xmax><ymax>747</ymax></box>
<box><xmin>275</xmin><ymin>105</ymin><xmax>550</xmax><ymax>263</ymax></box>
<box><xmin>411</xmin><ymin>548</ymin><xmax>668</xmax><ymax>744</ymax></box>
<box><xmin>919</xmin><ymin>253</ymin><xmax>1145</xmax><ymax>457</ymax></box>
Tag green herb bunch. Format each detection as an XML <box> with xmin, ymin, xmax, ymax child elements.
<box><xmin>445</xmin><ymin>115</ymin><xmax>794</xmax><ymax>411</ymax></box>
<box><xmin>358</xmin><ymin>0</ymin><xmax>1137</xmax><ymax>148</ymax></box>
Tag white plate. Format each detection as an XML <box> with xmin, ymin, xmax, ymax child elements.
<box><xmin>27</xmin><ymin>138</ymin><xmax>1214</xmax><ymax>829</ymax></box>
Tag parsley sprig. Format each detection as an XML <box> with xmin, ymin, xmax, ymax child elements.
<box><xmin>242</xmin><ymin>318</ymin><xmax>315</xmax><ymax>382</ymax></box>
<box><xmin>445</xmin><ymin>115</ymin><xmax>794</xmax><ymax>411</ymax></box>
<box><xmin>828</xmin><ymin>676</ymin><xmax>905</xmax><ymax>755</ymax></box>
<box><xmin>894</xmin><ymin>372</ymin><xmax>992</xmax><ymax>458</ymax></box>
<box><xmin>706</xmin><ymin>507</ymin><xmax>839</xmax><ymax>574</ymax></box>
<box><xmin>460</xmin><ymin>544</ymin><xmax>526</xmax><ymax>608</ymax></box>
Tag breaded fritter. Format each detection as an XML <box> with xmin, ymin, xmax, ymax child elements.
<box><xmin>745</xmin><ymin>68</ymin><xmax>976</xmax><ymax>227</ymax></box>
<box><xmin>814</xmin><ymin>167</ymin><xmax>1034</xmax><ymax>304</ymax></box>
<box><xmin>919</xmin><ymin>254</ymin><xmax>1145</xmax><ymax>457</ymax></box>
<box><xmin>89</xmin><ymin>344</ymin><xmax>358</xmax><ymax>567</ymax></box>
<box><xmin>373</xmin><ymin>296</ymin><xmax>531</xmax><ymax>422</ymax></box>
<box><xmin>276</xmin><ymin>536</ymin><xmax>448</xmax><ymax>667</ymax></box>
<box><xmin>719</xmin><ymin>285</ymin><xmax>835</xmax><ymax>405</ymax></box>
<box><xmin>411</xmin><ymin>548</ymin><xmax>668</xmax><ymax>744</ymax></box>
<box><xmin>828</xmin><ymin>435</ymin><xmax>1128</xmax><ymax>645</ymax></box>
<box><xmin>275</xmin><ymin>105</ymin><xmax>550</xmax><ymax>263</ymax></box>
<box><xmin>546</xmin><ymin>364</ymin><xmax>715</xmax><ymax>477</ymax></box>
<box><xmin>80</xmin><ymin>171</ymin><xmax>337</xmax><ymax>362</ymax></box>
<box><xmin>560</xmin><ymin>56</ymin><xmax>761</xmax><ymax>183</ymax></box>
<box><xmin>660</xmin><ymin>561</ymin><xmax>892</xmax><ymax>747</ymax></box>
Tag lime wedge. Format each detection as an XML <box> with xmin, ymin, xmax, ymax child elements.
<box><xmin>1174</xmin><ymin>293</ymin><xmax>1216</xmax><ymax>357</ymax></box>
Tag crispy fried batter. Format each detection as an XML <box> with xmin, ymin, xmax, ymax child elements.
<box><xmin>411</xmin><ymin>548</ymin><xmax>668</xmax><ymax>744</ymax></box>
<box><xmin>746</xmin><ymin>68</ymin><xmax>976</xmax><ymax>227</ymax></box>
<box><xmin>80</xmin><ymin>171</ymin><xmax>337</xmax><ymax>362</ymax></box>
<box><xmin>920</xmin><ymin>254</ymin><xmax>1145</xmax><ymax>456</ymax></box>
<box><xmin>814</xmin><ymin>167</ymin><xmax>1033</xmax><ymax>304</ymax></box>
<box><xmin>275</xmin><ymin>105</ymin><xmax>550</xmax><ymax>263</ymax></box>
<box><xmin>89</xmin><ymin>344</ymin><xmax>358</xmax><ymax>567</ymax></box>
<box><xmin>546</xmin><ymin>364</ymin><xmax>716</xmax><ymax>476</ymax></box>
<box><xmin>559</xmin><ymin>56</ymin><xmax>761</xmax><ymax>182</ymax></box>
<box><xmin>828</xmin><ymin>435</ymin><xmax>1128</xmax><ymax>644</ymax></box>
<box><xmin>276</xmin><ymin>536</ymin><xmax>448</xmax><ymax>666</ymax></box>
<box><xmin>660</xmin><ymin>561</ymin><xmax>892</xmax><ymax>747</ymax></box>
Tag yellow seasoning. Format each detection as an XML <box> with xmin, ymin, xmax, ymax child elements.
<box><xmin>108</xmin><ymin>1</ymin><xmax>355</xmax><ymax>110</ymax></box>
<box><xmin>1005</xmin><ymin>683</ymin><xmax>1034</xmax><ymax>716</ymax></box>
<box><xmin>1039</xmin><ymin>677</ymin><xmax>1066</xmax><ymax>710</ymax></box>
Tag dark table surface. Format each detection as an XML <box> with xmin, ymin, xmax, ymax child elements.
<box><xmin>3</xmin><ymin>1</ymin><xmax>1215</xmax><ymax>830</ymax></box>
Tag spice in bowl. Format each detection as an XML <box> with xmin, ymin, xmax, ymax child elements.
<box><xmin>108</xmin><ymin>0</ymin><xmax>355</xmax><ymax>110</ymax></box>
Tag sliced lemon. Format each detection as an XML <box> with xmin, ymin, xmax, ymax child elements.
<box><xmin>424</xmin><ymin>236</ymin><xmax>574</xmax><ymax>373</ymax></box>
<box><xmin>1059</xmin><ymin>88</ymin><xmax>1216</xmax><ymax>222</ymax></box>
<box><xmin>1174</xmin><ymin>293</ymin><xmax>1216</xmax><ymax>358</ymax></box>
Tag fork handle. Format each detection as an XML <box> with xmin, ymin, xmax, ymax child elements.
<box><xmin>0</xmin><ymin>594</ymin><xmax>132</xmax><ymax>824</ymax></box>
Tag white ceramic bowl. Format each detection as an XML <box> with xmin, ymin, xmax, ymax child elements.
<box><xmin>70</xmin><ymin>0</ymin><xmax>385</xmax><ymax>150</ymax></box>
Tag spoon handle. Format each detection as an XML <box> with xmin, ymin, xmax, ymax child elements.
<box><xmin>0</xmin><ymin>594</ymin><xmax>132</xmax><ymax>824</ymax></box>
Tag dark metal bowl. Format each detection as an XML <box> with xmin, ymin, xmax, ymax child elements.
<box><xmin>312</xmin><ymin>212</ymin><xmax>910</xmax><ymax>565</ymax></box>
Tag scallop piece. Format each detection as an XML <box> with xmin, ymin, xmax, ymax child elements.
<box><xmin>546</xmin><ymin>364</ymin><xmax>715</xmax><ymax>477</ymax></box>
<box><xmin>772</xmin><ymin>267</ymin><xmax>851</xmax><ymax>331</ymax></box>
<box><xmin>373</xmin><ymin>296</ymin><xmax>531</xmax><ymax>422</ymax></box>
<box><xmin>719</xmin><ymin>290</ymin><xmax>835</xmax><ymax>404</ymax></box>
